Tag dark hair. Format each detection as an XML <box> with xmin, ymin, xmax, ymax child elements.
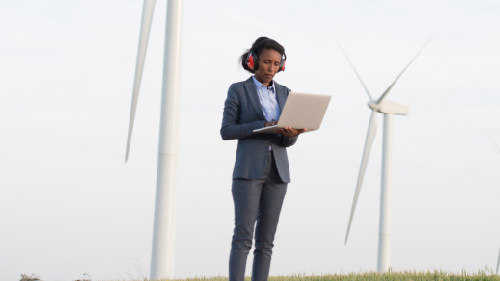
<box><xmin>239</xmin><ymin>37</ymin><xmax>285</xmax><ymax>73</ymax></box>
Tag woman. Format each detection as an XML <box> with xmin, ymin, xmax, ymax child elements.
<box><xmin>220</xmin><ymin>37</ymin><xmax>306</xmax><ymax>281</ymax></box>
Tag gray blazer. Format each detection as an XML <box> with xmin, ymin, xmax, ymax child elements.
<box><xmin>220</xmin><ymin>77</ymin><xmax>298</xmax><ymax>183</ymax></box>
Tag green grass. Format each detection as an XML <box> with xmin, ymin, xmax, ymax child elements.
<box><xmin>159</xmin><ymin>270</ymin><xmax>500</xmax><ymax>281</ymax></box>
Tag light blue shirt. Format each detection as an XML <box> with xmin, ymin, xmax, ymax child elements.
<box><xmin>252</xmin><ymin>76</ymin><xmax>281</xmax><ymax>123</ymax></box>
<box><xmin>252</xmin><ymin>76</ymin><xmax>281</xmax><ymax>151</ymax></box>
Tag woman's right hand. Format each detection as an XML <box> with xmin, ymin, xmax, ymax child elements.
<box><xmin>264</xmin><ymin>121</ymin><xmax>278</xmax><ymax>127</ymax></box>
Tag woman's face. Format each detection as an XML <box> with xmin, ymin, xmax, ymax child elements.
<box><xmin>254</xmin><ymin>49</ymin><xmax>282</xmax><ymax>86</ymax></box>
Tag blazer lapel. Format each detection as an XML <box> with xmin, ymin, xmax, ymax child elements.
<box><xmin>275</xmin><ymin>83</ymin><xmax>287</xmax><ymax>113</ymax></box>
<box><xmin>244</xmin><ymin>77</ymin><xmax>265</xmax><ymax>120</ymax></box>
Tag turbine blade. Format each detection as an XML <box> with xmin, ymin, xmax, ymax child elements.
<box><xmin>487</xmin><ymin>133</ymin><xmax>500</xmax><ymax>155</ymax></box>
<box><xmin>345</xmin><ymin>110</ymin><xmax>378</xmax><ymax>244</ymax></box>
<box><xmin>335</xmin><ymin>38</ymin><xmax>373</xmax><ymax>101</ymax></box>
<box><xmin>377</xmin><ymin>36</ymin><xmax>433</xmax><ymax>104</ymax></box>
<box><xmin>126</xmin><ymin>0</ymin><xmax>157</xmax><ymax>162</ymax></box>
<box><xmin>377</xmin><ymin>85</ymin><xmax>394</xmax><ymax>105</ymax></box>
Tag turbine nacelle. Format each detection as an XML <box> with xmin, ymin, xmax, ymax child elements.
<box><xmin>368</xmin><ymin>100</ymin><xmax>410</xmax><ymax>115</ymax></box>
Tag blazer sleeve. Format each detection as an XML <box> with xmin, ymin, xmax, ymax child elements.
<box><xmin>220</xmin><ymin>85</ymin><xmax>265</xmax><ymax>140</ymax></box>
<box><xmin>280</xmin><ymin>86</ymin><xmax>299</xmax><ymax>147</ymax></box>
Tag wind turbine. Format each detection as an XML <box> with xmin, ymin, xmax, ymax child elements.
<box><xmin>487</xmin><ymin>134</ymin><xmax>500</xmax><ymax>274</ymax></box>
<box><xmin>338</xmin><ymin>38</ymin><xmax>431</xmax><ymax>272</ymax></box>
<box><xmin>125</xmin><ymin>0</ymin><xmax>184</xmax><ymax>279</ymax></box>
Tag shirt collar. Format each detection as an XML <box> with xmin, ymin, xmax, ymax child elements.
<box><xmin>252</xmin><ymin>76</ymin><xmax>275</xmax><ymax>92</ymax></box>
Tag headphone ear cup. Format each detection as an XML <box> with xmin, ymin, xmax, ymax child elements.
<box><xmin>278</xmin><ymin>58</ymin><xmax>286</xmax><ymax>72</ymax></box>
<box><xmin>245</xmin><ymin>52</ymin><xmax>259</xmax><ymax>71</ymax></box>
<box><xmin>251</xmin><ymin>52</ymin><xmax>259</xmax><ymax>71</ymax></box>
<box><xmin>246</xmin><ymin>53</ymin><xmax>254</xmax><ymax>70</ymax></box>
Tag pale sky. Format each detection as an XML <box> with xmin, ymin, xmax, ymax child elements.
<box><xmin>1</xmin><ymin>1</ymin><xmax>500</xmax><ymax>281</ymax></box>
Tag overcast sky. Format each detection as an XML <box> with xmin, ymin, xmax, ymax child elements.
<box><xmin>1</xmin><ymin>0</ymin><xmax>500</xmax><ymax>280</ymax></box>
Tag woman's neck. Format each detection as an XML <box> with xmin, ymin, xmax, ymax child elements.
<box><xmin>254</xmin><ymin>74</ymin><xmax>272</xmax><ymax>86</ymax></box>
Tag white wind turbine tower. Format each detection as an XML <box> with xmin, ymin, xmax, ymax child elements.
<box><xmin>488</xmin><ymin>134</ymin><xmax>500</xmax><ymax>274</ymax></box>
<box><xmin>339</xmin><ymin>38</ymin><xmax>431</xmax><ymax>272</ymax></box>
<box><xmin>125</xmin><ymin>0</ymin><xmax>184</xmax><ymax>279</ymax></box>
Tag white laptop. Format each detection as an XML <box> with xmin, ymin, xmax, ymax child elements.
<box><xmin>253</xmin><ymin>92</ymin><xmax>331</xmax><ymax>134</ymax></box>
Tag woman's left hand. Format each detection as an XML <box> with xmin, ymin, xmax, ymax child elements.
<box><xmin>275</xmin><ymin>127</ymin><xmax>307</xmax><ymax>138</ymax></box>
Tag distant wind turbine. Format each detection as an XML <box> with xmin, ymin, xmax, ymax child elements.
<box><xmin>125</xmin><ymin>0</ymin><xmax>184</xmax><ymax>279</ymax></box>
<box><xmin>487</xmin><ymin>134</ymin><xmax>500</xmax><ymax>274</ymax></box>
<box><xmin>338</xmin><ymin>37</ymin><xmax>431</xmax><ymax>272</ymax></box>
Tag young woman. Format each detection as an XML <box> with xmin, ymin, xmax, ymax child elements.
<box><xmin>220</xmin><ymin>37</ymin><xmax>306</xmax><ymax>281</ymax></box>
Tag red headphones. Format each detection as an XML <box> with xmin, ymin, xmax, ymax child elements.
<box><xmin>245</xmin><ymin>50</ymin><xmax>286</xmax><ymax>72</ymax></box>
